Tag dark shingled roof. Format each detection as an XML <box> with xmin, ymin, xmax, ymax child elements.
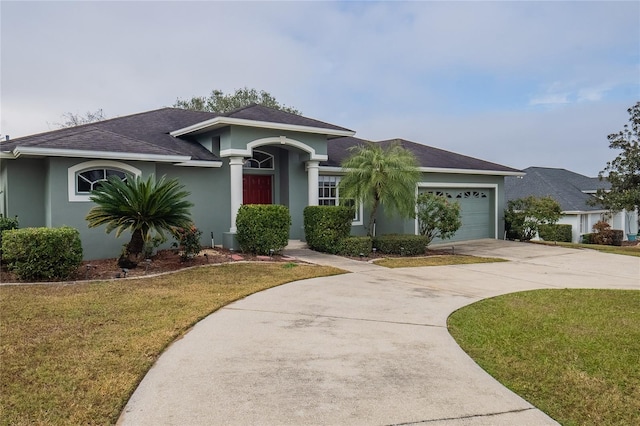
<box><xmin>1</xmin><ymin>105</ymin><xmax>353</xmax><ymax>160</ymax></box>
<box><xmin>224</xmin><ymin>104</ymin><xmax>353</xmax><ymax>134</ymax></box>
<box><xmin>1</xmin><ymin>108</ymin><xmax>221</xmax><ymax>161</ymax></box>
<box><xmin>323</xmin><ymin>136</ymin><xmax>521</xmax><ymax>173</ymax></box>
<box><xmin>504</xmin><ymin>166</ymin><xmax>610</xmax><ymax>212</ymax></box>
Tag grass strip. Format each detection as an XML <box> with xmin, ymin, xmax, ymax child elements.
<box><xmin>373</xmin><ymin>255</ymin><xmax>507</xmax><ymax>268</ymax></box>
<box><xmin>448</xmin><ymin>289</ymin><xmax>640</xmax><ymax>426</ymax></box>
<box><xmin>532</xmin><ymin>241</ymin><xmax>640</xmax><ymax>257</ymax></box>
<box><xmin>0</xmin><ymin>263</ymin><xmax>344</xmax><ymax>425</ymax></box>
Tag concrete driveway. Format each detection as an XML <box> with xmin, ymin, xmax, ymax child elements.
<box><xmin>118</xmin><ymin>240</ymin><xmax>639</xmax><ymax>425</ymax></box>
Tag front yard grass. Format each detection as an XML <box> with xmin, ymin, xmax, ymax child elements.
<box><xmin>373</xmin><ymin>255</ymin><xmax>507</xmax><ymax>268</ymax></box>
<box><xmin>0</xmin><ymin>263</ymin><xmax>344</xmax><ymax>425</ymax></box>
<box><xmin>533</xmin><ymin>240</ymin><xmax>640</xmax><ymax>257</ymax></box>
<box><xmin>448</xmin><ymin>289</ymin><xmax>640</xmax><ymax>426</ymax></box>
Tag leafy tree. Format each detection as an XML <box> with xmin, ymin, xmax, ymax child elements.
<box><xmin>86</xmin><ymin>174</ymin><xmax>194</xmax><ymax>267</ymax></box>
<box><xmin>505</xmin><ymin>196</ymin><xmax>562</xmax><ymax>241</ymax></box>
<box><xmin>416</xmin><ymin>192</ymin><xmax>462</xmax><ymax>246</ymax></box>
<box><xmin>54</xmin><ymin>109</ymin><xmax>107</xmax><ymax>128</ymax></box>
<box><xmin>338</xmin><ymin>141</ymin><xmax>420</xmax><ymax>236</ymax></box>
<box><xmin>173</xmin><ymin>87</ymin><xmax>301</xmax><ymax>115</ymax></box>
<box><xmin>592</xmin><ymin>101</ymin><xmax>640</xmax><ymax>230</ymax></box>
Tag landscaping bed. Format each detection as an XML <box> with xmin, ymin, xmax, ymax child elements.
<box><xmin>0</xmin><ymin>248</ymin><xmax>296</xmax><ymax>283</ymax></box>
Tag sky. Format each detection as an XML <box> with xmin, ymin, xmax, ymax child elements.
<box><xmin>1</xmin><ymin>1</ymin><xmax>638</xmax><ymax>177</ymax></box>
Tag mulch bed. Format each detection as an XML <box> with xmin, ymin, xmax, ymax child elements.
<box><xmin>0</xmin><ymin>248</ymin><xmax>295</xmax><ymax>284</ymax></box>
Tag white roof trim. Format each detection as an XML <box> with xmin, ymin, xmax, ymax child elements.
<box><xmin>174</xmin><ymin>160</ymin><xmax>223</xmax><ymax>168</ymax></box>
<box><xmin>220</xmin><ymin>136</ymin><xmax>328</xmax><ymax>161</ymax></box>
<box><xmin>11</xmin><ymin>146</ymin><xmax>191</xmax><ymax>163</ymax></box>
<box><xmin>320</xmin><ymin>165</ymin><xmax>523</xmax><ymax>176</ymax></box>
<box><xmin>419</xmin><ymin>166</ymin><xmax>524</xmax><ymax>176</ymax></box>
<box><xmin>562</xmin><ymin>209</ymin><xmax>610</xmax><ymax>215</ymax></box>
<box><xmin>170</xmin><ymin>116</ymin><xmax>355</xmax><ymax>138</ymax></box>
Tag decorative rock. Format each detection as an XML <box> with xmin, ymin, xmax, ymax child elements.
<box><xmin>231</xmin><ymin>254</ymin><xmax>244</xmax><ymax>261</ymax></box>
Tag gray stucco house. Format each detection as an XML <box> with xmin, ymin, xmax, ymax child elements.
<box><xmin>505</xmin><ymin>166</ymin><xmax>639</xmax><ymax>242</ymax></box>
<box><xmin>1</xmin><ymin>104</ymin><xmax>522</xmax><ymax>260</ymax></box>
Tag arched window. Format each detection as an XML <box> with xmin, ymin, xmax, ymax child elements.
<box><xmin>243</xmin><ymin>150</ymin><xmax>274</xmax><ymax>169</ymax></box>
<box><xmin>68</xmin><ymin>160</ymin><xmax>141</xmax><ymax>202</ymax></box>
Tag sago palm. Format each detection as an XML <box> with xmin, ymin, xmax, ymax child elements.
<box><xmin>86</xmin><ymin>174</ymin><xmax>193</xmax><ymax>266</ymax></box>
<box><xmin>339</xmin><ymin>141</ymin><xmax>420</xmax><ymax>236</ymax></box>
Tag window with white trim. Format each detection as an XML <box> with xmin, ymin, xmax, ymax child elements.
<box><xmin>243</xmin><ymin>150</ymin><xmax>274</xmax><ymax>169</ymax></box>
<box><xmin>68</xmin><ymin>160</ymin><xmax>141</xmax><ymax>202</ymax></box>
<box><xmin>77</xmin><ymin>168</ymin><xmax>127</xmax><ymax>193</ymax></box>
<box><xmin>318</xmin><ymin>176</ymin><xmax>362</xmax><ymax>224</ymax></box>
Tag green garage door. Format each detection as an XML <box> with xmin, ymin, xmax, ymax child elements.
<box><xmin>419</xmin><ymin>188</ymin><xmax>494</xmax><ymax>242</ymax></box>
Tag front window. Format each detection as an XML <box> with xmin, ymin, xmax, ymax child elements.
<box><xmin>68</xmin><ymin>160</ymin><xmax>141</xmax><ymax>202</ymax></box>
<box><xmin>77</xmin><ymin>168</ymin><xmax>127</xmax><ymax>193</ymax></box>
<box><xmin>318</xmin><ymin>176</ymin><xmax>362</xmax><ymax>224</ymax></box>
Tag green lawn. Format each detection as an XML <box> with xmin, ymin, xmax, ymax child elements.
<box><xmin>0</xmin><ymin>263</ymin><xmax>344</xmax><ymax>425</ymax></box>
<box><xmin>448</xmin><ymin>289</ymin><xmax>640</xmax><ymax>426</ymax></box>
<box><xmin>533</xmin><ymin>241</ymin><xmax>640</xmax><ymax>257</ymax></box>
<box><xmin>373</xmin><ymin>255</ymin><xmax>507</xmax><ymax>268</ymax></box>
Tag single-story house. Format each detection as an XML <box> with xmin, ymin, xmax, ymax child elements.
<box><xmin>504</xmin><ymin>166</ymin><xmax>639</xmax><ymax>242</ymax></box>
<box><xmin>1</xmin><ymin>104</ymin><xmax>522</xmax><ymax>260</ymax></box>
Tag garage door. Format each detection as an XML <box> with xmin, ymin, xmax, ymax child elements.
<box><xmin>419</xmin><ymin>188</ymin><xmax>494</xmax><ymax>242</ymax></box>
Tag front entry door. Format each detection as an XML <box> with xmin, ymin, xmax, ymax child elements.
<box><xmin>243</xmin><ymin>175</ymin><xmax>272</xmax><ymax>204</ymax></box>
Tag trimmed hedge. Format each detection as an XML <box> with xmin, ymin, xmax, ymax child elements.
<box><xmin>339</xmin><ymin>236</ymin><xmax>373</xmax><ymax>256</ymax></box>
<box><xmin>236</xmin><ymin>204</ymin><xmax>291</xmax><ymax>255</ymax></box>
<box><xmin>581</xmin><ymin>233</ymin><xmax>594</xmax><ymax>244</ymax></box>
<box><xmin>2</xmin><ymin>226</ymin><xmax>83</xmax><ymax>281</ymax></box>
<box><xmin>0</xmin><ymin>215</ymin><xmax>19</xmax><ymax>256</ymax></box>
<box><xmin>582</xmin><ymin>230</ymin><xmax>624</xmax><ymax>246</ymax></box>
<box><xmin>304</xmin><ymin>206</ymin><xmax>354</xmax><ymax>254</ymax></box>
<box><xmin>538</xmin><ymin>224</ymin><xmax>572</xmax><ymax>242</ymax></box>
<box><xmin>373</xmin><ymin>234</ymin><xmax>429</xmax><ymax>256</ymax></box>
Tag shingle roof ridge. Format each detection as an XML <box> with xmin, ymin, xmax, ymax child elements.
<box><xmin>378</xmin><ymin>137</ymin><xmax>521</xmax><ymax>172</ymax></box>
<box><xmin>4</xmin><ymin>107</ymin><xmax>214</xmax><ymax>143</ymax></box>
<box><xmin>224</xmin><ymin>103</ymin><xmax>354</xmax><ymax>133</ymax></box>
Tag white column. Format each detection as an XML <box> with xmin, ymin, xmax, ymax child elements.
<box><xmin>229</xmin><ymin>156</ymin><xmax>244</xmax><ymax>232</ymax></box>
<box><xmin>306</xmin><ymin>160</ymin><xmax>320</xmax><ymax>206</ymax></box>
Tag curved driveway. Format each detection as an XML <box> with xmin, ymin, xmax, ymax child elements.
<box><xmin>119</xmin><ymin>240</ymin><xmax>639</xmax><ymax>425</ymax></box>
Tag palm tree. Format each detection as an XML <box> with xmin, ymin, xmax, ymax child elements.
<box><xmin>339</xmin><ymin>141</ymin><xmax>420</xmax><ymax>236</ymax></box>
<box><xmin>86</xmin><ymin>174</ymin><xmax>194</xmax><ymax>267</ymax></box>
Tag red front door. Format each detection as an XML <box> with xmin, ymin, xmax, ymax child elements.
<box><xmin>243</xmin><ymin>175</ymin><xmax>272</xmax><ymax>204</ymax></box>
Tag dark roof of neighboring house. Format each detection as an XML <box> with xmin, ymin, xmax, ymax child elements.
<box><xmin>504</xmin><ymin>166</ymin><xmax>610</xmax><ymax>212</ymax></box>
<box><xmin>323</xmin><ymin>136</ymin><xmax>521</xmax><ymax>173</ymax></box>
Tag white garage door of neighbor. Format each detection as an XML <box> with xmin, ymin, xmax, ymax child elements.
<box><xmin>420</xmin><ymin>188</ymin><xmax>494</xmax><ymax>242</ymax></box>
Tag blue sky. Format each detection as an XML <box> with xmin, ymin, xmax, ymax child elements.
<box><xmin>1</xmin><ymin>1</ymin><xmax>638</xmax><ymax>176</ymax></box>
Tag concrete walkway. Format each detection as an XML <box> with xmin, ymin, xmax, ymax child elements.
<box><xmin>119</xmin><ymin>240</ymin><xmax>639</xmax><ymax>425</ymax></box>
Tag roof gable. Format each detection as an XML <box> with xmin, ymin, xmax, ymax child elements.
<box><xmin>504</xmin><ymin>167</ymin><xmax>609</xmax><ymax>212</ymax></box>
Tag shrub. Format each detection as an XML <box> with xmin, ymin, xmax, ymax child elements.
<box><xmin>236</xmin><ymin>204</ymin><xmax>291</xmax><ymax>255</ymax></box>
<box><xmin>611</xmin><ymin>230</ymin><xmax>624</xmax><ymax>246</ymax></box>
<box><xmin>416</xmin><ymin>193</ymin><xmax>462</xmax><ymax>246</ymax></box>
<box><xmin>538</xmin><ymin>224</ymin><xmax>573</xmax><ymax>242</ymax></box>
<box><xmin>339</xmin><ymin>236</ymin><xmax>373</xmax><ymax>256</ymax></box>
<box><xmin>2</xmin><ymin>226</ymin><xmax>83</xmax><ymax>281</ymax></box>
<box><xmin>373</xmin><ymin>234</ymin><xmax>429</xmax><ymax>256</ymax></box>
<box><xmin>172</xmin><ymin>224</ymin><xmax>203</xmax><ymax>261</ymax></box>
<box><xmin>0</xmin><ymin>215</ymin><xmax>19</xmax><ymax>257</ymax></box>
<box><xmin>505</xmin><ymin>196</ymin><xmax>562</xmax><ymax>241</ymax></box>
<box><xmin>304</xmin><ymin>206</ymin><xmax>354</xmax><ymax>254</ymax></box>
<box><xmin>581</xmin><ymin>233</ymin><xmax>594</xmax><ymax>244</ymax></box>
<box><xmin>590</xmin><ymin>221</ymin><xmax>624</xmax><ymax>246</ymax></box>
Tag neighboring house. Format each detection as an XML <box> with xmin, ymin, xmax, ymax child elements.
<box><xmin>504</xmin><ymin>166</ymin><xmax>639</xmax><ymax>243</ymax></box>
<box><xmin>1</xmin><ymin>104</ymin><xmax>522</xmax><ymax>260</ymax></box>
